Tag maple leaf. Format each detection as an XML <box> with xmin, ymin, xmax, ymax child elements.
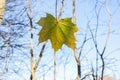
<box><xmin>37</xmin><ymin>13</ymin><xmax>78</xmax><ymax>51</ymax></box>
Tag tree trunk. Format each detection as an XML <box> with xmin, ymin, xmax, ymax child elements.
<box><xmin>74</xmin><ymin>49</ymin><xmax>81</xmax><ymax>80</ymax></box>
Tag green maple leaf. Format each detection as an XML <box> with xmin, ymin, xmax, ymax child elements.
<box><xmin>37</xmin><ymin>13</ymin><xmax>78</xmax><ymax>51</ymax></box>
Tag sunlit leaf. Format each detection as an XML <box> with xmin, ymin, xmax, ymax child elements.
<box><xmin>37</xmin><ymin>13</ymin><xmax>78</xmax><ymax>51</ymax></box>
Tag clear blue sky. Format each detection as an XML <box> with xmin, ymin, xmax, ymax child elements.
<box><xmin>33</xmin><ymin>0</ymin><xmax>120</xmax><ymax>80</ymax></box>
<box><xmin>1</xmin><ymin>0</ymin><xmax>120</xmax><ymax>80</ymax></box>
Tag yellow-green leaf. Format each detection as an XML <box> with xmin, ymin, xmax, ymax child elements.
<box><xmin>37</xmin><ymin>13</ymin><xmax>78</xmax><ymax>51</ymax></box>
<box><xmin>0</xmin><ymin>0</ymin><xmax>6</xmax><ymax>24</ymax></box>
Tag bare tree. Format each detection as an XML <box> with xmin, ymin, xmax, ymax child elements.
<box><xmin>0</xmin><ymin>0</ymin><xmax>120</xmax><ymax>80</ymax></box>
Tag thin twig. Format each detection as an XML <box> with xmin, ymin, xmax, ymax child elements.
<box><xmin>54</xmin><ymin>51</ymin><xmax>56</xmax><ymax>80</ymax></box>
<box><xmin>58</xmin><ymin>0</ymin><xmax>64</xmax><ymax>19</ymax></box>
<box><xmin>100</xmin><ymin>0</ymin><xmax>112</xmax><ymax>80</ymax></box>
<box><xmin>55</xmin><ymin>0</ymin><xmax>58</xmax><ymax>20</ymax></box>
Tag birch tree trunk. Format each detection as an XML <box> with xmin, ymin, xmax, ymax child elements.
<box><xmin>27</xmin><ymin>0</ymin><xmax>36</xmax><ymax>80</ymax></box>
<box><xmin>72</xmin><ymin>0</ymin><xmax>81</xmax><ymax>80</ymax></box>
<box><xmin>0</xmin><ymin>0</ymin><xmax>6</xmax><ymax>24</ymax></box>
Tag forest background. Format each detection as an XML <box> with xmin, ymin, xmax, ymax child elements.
<box><xmin>0</xmin><ymin>0</ymin><xmax>120</xmax><ymax>80</ymax></box>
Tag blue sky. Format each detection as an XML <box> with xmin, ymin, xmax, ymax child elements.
<box><xmin>0</xmin><ymin>0</ymin><xmax>120</xmax><ymax>80</ymax></box>
<box><xmin>33</xmin><ymin>0</ymin><xmax>120</xmax><ymax>79</ymax></box>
